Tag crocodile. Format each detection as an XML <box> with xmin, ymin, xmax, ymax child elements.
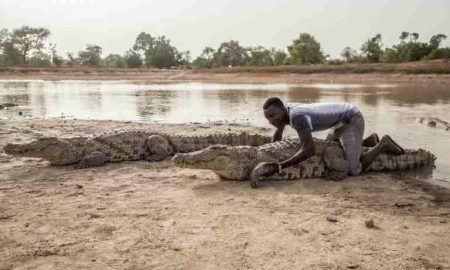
<box><xmin>172</xmin><ymin>138</ymin><xmax>436</xmax><ymax>186</ymax></box>
<box><xmin>3</xmin><ymin>131</ymin><xmax>271</xmax><ymax>168</ymax></box>
<box><xmin>419</xmin><ymin>117</ymin><xmax>450</xmax><ymax>131</ymax></box>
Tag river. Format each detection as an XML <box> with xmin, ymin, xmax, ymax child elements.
<box><xmin>0</xmin><ymin>80</ymin><xmax>449</xmax><ymax>183</ymax></box>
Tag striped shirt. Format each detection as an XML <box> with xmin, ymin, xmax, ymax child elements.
<box><xmin>285</xmin><ymin>102</ymin><xmax>360</xmax><ymax>135</ymax></box>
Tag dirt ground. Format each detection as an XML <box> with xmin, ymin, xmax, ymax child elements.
<box><xmin>0</xmin><ymin>119</ymin><xmax>449</xmax><ymax>270</ymax></box>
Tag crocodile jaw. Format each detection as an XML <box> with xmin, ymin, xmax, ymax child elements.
<box><xmin>4</xmin><ymin>138</ymin><xmax>68</xmax><ymax>163</ymax></box>
<box><xmin>172</xmin><ymin>145</ymin><xmax>256</xmax><ymax>180</ymax></box>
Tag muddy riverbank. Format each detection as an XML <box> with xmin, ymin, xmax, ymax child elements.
<box><xmin>1</xmin><ymin>119</ymin><xmax>449</xmax><ymax>269</ymax></box>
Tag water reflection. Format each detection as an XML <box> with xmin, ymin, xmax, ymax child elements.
<box><xmin>0</xmin><ymin>80</ymin><xmax>449</xmax><ymax>181</ymax></box>
<box><xmin>136</xmin><ymin>90</ymin><xmax>177</xmax><ymax>120</ymax></box>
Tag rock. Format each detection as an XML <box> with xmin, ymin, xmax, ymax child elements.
<box><xmin>76</xmin><ymin>184</ymin><xmax>84</xmax><ymax>189</ymax></box>
<box><xmin>394</xmin><ymin>200</ymin><xmax>415</xmax><ymax>208</ymax></box>
<box><xmin>347</xmin><ymin>264</ymin><xmax>359</xmax><ymax>269</ymax></box>
<box><xmin>0</xmin><ymin>103</ymin><xmax>18</xmax><ymax>110</ymax></box>
<box><xmin>365</xmin><ymin>219</ymin><xmax>375</xmax><ymax>228</ymax></box>
<box><xmin>427</xmin><ymin>120</ymin><xmax>437</xmax><ymax>127</ymax></box>
<box><xmin>88</xmin><ymin>213</ymin><xmax>101</xmax><ymax>219</ymax></box>
<box><xmin>326</xmin><ymin>215</ymin><xmax>338</xmax><ymax>222</ymax></box>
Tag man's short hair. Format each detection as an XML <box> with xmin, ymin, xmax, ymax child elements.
<box><xmin>263</xmin><ymin>97</ymin><xmax>284</xmax><ymax>110</ymax></box>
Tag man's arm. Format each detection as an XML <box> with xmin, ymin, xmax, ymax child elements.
<box><xmin>279</xmin><ymin>130</ymin><xmax>316</xmax><ymax>170</ymax></box>
<box><xmin>272</xmin><ymin>127</ymin><xmax>284</xmax><ymax>142</ymax></box>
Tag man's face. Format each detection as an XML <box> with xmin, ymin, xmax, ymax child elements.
<box><xmin>264</xmin><ymin>105</ymin><xmax>286</xmax><ymax>128</ymax></box>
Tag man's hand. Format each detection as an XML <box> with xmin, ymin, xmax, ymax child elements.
<box><xmin>272</xmin><ymin>127</ymin><xmax>284</xmax><ymax>142</ymax></box>
<box><xmin>278</xmin><ymin>130</ymin><xmax>316</xmax><ymax>170</ymax></box>
<box><xmin>258</xmin><ymin>162</ymin><xmax>279</xmax><ymax>177</ymax></box>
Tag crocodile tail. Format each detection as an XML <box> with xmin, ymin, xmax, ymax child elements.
<box><xmin>368</xmin><ymin>148</ymin><xmax>436</xmax><ymax>171</ymax></box>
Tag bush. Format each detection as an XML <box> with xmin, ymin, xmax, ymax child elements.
<box><xmin>426</xmin><ymin>47</ymin><xmax>450</xmax><ymax>60</ymax></box>
<box><xmin>124</xmin><ymin>51</ymin><xmax>143</xmax><ymax>68</ymax></box>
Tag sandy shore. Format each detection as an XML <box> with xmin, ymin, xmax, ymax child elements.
<box><xmin>0</xmin><ymin>119</ymin><xmax>449</xmax><ymax>269</ymax></box>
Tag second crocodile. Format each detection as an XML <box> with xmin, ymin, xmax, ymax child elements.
<box><xmin>172</xmin><ymin>138</ymin><xmax>436</xmax><ymax>185</ymax></box>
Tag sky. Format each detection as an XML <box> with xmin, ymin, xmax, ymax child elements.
<box><xmin>1</xmin><ymin>0</ymin><xmax>449</xmax><ymax>58</ymax></box>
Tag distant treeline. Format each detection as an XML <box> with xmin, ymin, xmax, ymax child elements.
<box><xmin>0</xmin><ymin>26</ymin><xmax>448</xmax><ymax>69</ymax></box>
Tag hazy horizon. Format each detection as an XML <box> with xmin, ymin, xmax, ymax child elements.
<box><xmin>1</xmin><ymin>0</ymin><xmax>449</xmax><ymax>58</ymax></box>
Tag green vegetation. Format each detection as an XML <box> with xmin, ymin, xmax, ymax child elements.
<box><xmin>78</xmin><ymin>44</ymin><xmax>103</xmax><ymax>66</ymax></box>
<box><xmin>286</xmin><ymin>33</ymin><xmax>325</xmax><ymax>64</ymax></box>
<box><xmin>0</xmin><ymin>25</ymin><xmax>448</xmax><ymax>69</ymax></box>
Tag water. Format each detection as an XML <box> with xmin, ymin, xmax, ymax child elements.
<box><xmin>0</xmin><ymin>80</ymin><xmax>449</xmax><ymax>182</ymax></box>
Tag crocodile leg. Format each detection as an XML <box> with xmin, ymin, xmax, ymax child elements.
<box><xmin>74</xmin><ymin>151</ymin><xmax>110</xmax><ymax>169</ymax></box>
<box><xmin>146</xmin><ymin>135</ymin><xmax>174</xmax><ymax>161</ymax></box>
<box><xmin>323</xmin><ymin>145</ymin><xmax>348</xmax><ymax>181</ymax></box>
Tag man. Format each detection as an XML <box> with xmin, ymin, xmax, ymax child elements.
<box><xmin>261</xmin><ymin>97</ymin><xmax>404</xmax><ymax>178</ymax></box>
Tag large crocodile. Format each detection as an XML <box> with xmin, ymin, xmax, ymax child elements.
<box><xmin>172</xmin><ymin>138</ymin><xmax>436</xmax><ymax>186</ymax></box>
<box><xmin>3</xmin><ymin>131</ymin><xmax>271</xmax><ymax>168</ymax></box>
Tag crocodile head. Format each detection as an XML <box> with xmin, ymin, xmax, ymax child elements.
<box><xmin>172</xmin><ymin>145</ymin><xmax>258</xmax><ymax>180</ymax></box>
<box><xmin>4</xmin><ymin>138</ymin><xmax>75</xmax><ymax>164</ymax></box>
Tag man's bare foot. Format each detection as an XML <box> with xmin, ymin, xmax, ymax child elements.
<box><xmin>380</xmin><ymin>135</ymin><xmax>404</xmax><ymax>155</ymax></box>
<box><xmin>362</xmin><ymin>133</ymin><xmax>380</xmax><ymax>147</ymax></box>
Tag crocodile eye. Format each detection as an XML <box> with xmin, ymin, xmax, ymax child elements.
<box><xmin>209</xmin><ymin>145</ymin><xmax>225</xmax><ymax>150</ymax></box>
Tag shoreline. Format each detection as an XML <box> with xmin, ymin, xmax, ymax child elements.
<box><xmin>1</xmin><ymin>65</ymin><xmax>450</xmax><ymax>85</ymax></box>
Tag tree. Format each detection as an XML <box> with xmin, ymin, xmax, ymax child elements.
<box><xmin>287</xmin><ymin>33</ymin><xmax>325</xmax><ymax>64</ymax></box>
<box><xmin>10</xmin><ymin>25</ymin><xmax>50</xmax><ymax>64</ymax></box>
<box><xmin>193</xmin><ymin>47</ymin><xmax>215</xmax><ymax>68</ymax></box>
<box><xmin>427</xmin><ymin>34</ymin><xmax>449</xmax><ymax>60</ymax></box>
<box><xmin>124</xmin><ymin>50</ymin><xmax>143</xmax><ymax>68</ymax></box>
<box><xmin>78</xmin><ymin>44</ymin><xmax>102</xmax><ymax>66</ymax></box>
<box><xmin>179</xmin><ymin>50</ymin><xmax>191</xmax><ymax>68</ymax></box>
<box><xmin>133</xmin><ymin>33</ymin><xmax>154</xmax><ymax>53</ymax></box>
<box><xmin>245</xmin><ymin>46</ymin><xmax>274</xmax><ymax>66</ymax></box>
<box><xmin>102</xmin><ymin>54</ymin><xmax>126</xmax><ymax>68</ymax></box>
<box><xmin>66</xmin><ymin>52</ymin><xmax>78</xmax><ymax>66</ymax></box>
<box><xmin>272</xmin><ymin>49</ymin><xmax>287</xmax><ymax>65</ymax></box>
<box><xmin>361</xmin><ymin>34</ymin><xmax>383</xmax><ymax>63</ymax></box>
<box><xmin>49</xmin><ymin>43</ymin><xmax>63</xmax><ymax>67</ymax></box>
<box><xmin>0</xmin><ymin>42</ymin><xmax>22</xmax><ymax>66</ymax></box>
<box><xmin>214</xmin><ymin>40</ymin><xmax>246</xmax><ymax>67</ymax></box>
<box><xmin>340</xmin><ymin>46</ymin><xmax>357</xmax><ymax>62</ymax></box>
<box><xmin>403</xmin><ymin>42</ymin><xmax>430</xmax><ymax>61</ymax></box>
<box><xmin>131</xmin><ymin>32</ymin><xmax>181</xmax><ymax>68</ymax></box>
<box><xmin>399</xmin><ymin>32</ymin><xmax>410</xmax><ymax>44</ymax></box>
<box><xmin>0</xmin><ymin>29</ymin><xmax>8</xmax><ymax>48</ymax></box>
<box><xmin>381</xmin><ymin>48</ymin><xmax>400</xmax><ymax>63</ymax></box>
<box><xmin>429</xmin><ymin>34</ymin><xmax>447</xmax><ymax>50</ymax></box>
<box><xmin>202</xmin><ymin>47</ymin><xmax>215</xmax><ymax>60</ymax></box>
<box><xmin>426</xmin><ymin>47</ymin><xmax>450</xmax><ymax>60</ymax></box>
<box><xmin>28</xmin><ymin>51</ymin><xmax>51</xmax><ymax>67</ymax></box>
<box><xmin>146</xmin><ymin>36</ymin><xmax>181</xmax><ymax>68</ymax></box>
<box><xmin>0</xmin><ymin>29</ymin><xmax>22</xmax><ymax>66</ymax></box>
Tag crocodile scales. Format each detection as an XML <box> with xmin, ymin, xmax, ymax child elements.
<box><xmin>3</xmin><ymin>131</ymin><xmax>271</xmax><ymax>168</ymax></box>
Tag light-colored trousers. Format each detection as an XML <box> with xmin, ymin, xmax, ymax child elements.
<box><xmin>327</xmin><ymin>112</ymin><xmax>365</xmax><ymax>176</ymax></box>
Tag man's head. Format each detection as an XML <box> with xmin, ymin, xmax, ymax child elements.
<box><xmin>263</xmin><ymin>97</ymin><xmax>287</xmax><ymax>128</ymax></box>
